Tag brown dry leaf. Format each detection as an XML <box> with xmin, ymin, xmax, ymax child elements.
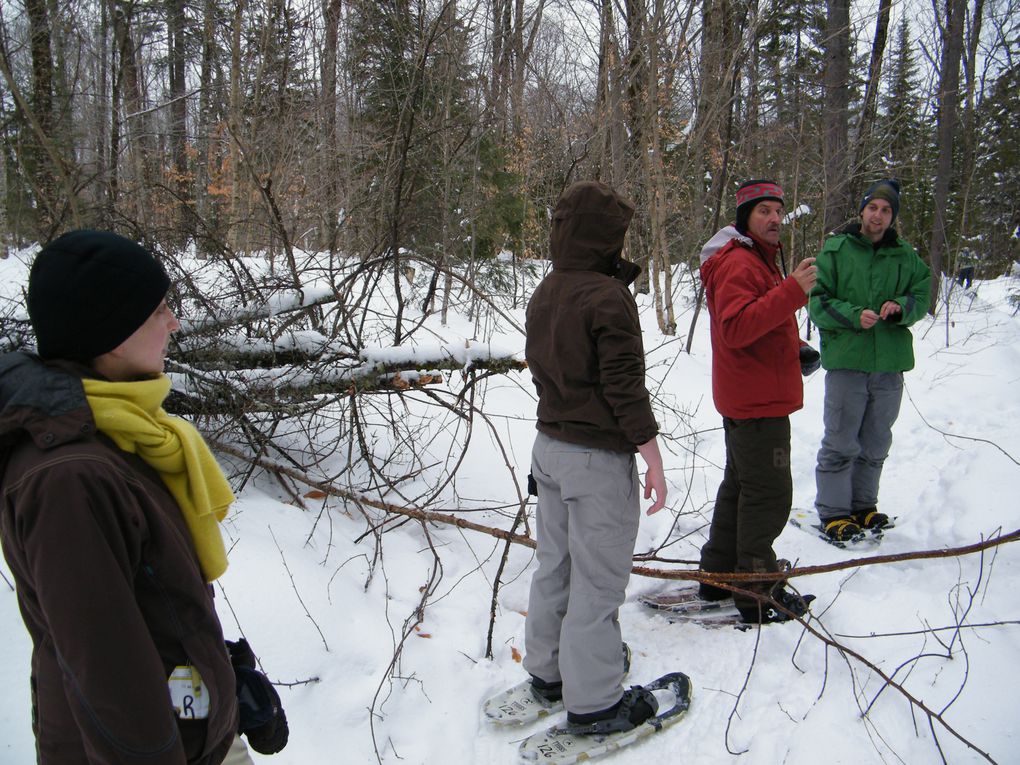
<box><xmin>303</xmin><ymin>490</ymin><xmax>328</xmax><ymax>499</ymax></box>
<box><xmin>511</xmin><ymin>646</ymin><xmax>522</xmax><ymax>663</ymax></box>
<box><xmin>416</xmin><ymin>632</ymin><xmax>432</xmax><ymax>639</ymax></box>
<box><xmin>391</xmin><ymin>373</ymin><xmax>410</xmax><ymax>390</ymax></box>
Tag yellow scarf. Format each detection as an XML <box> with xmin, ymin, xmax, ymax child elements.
<box><xmin>82</xmin><ymin>376</ymin><xmax>233</xmax><ymax>582</ymax></box>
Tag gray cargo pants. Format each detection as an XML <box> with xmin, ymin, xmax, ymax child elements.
<box><xmin>815</xmin><ymin>370</ymin><xmax>904</xmax><ymax>521</ymax></box>
<box><xmin>523</xmin><ymin>432</ymin><xmax>639</xmax><ymax>715</ymax></box>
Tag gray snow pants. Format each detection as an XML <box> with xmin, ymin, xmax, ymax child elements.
<box><xmin>221</xmin><ymin>737</ymin><xmax>255</xmax><ymax>765</ymax></box>
<box><xmin>815</xmin><ymin>370</ymin><xmax>904</xmax><ymax>521</ymax></box>
<box><xmin>523</xmin><ymin>431</ymin><xmax>639</xmax><ymax>715</ymax></box>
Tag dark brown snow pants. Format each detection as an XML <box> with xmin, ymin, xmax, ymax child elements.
<box><xmin>699</xmin><ymin>416</ymin><xmax>793</xmax><ymax>611</ymax></box>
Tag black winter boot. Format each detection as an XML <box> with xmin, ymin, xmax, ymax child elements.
<box><xmin>566</xmin><ymin>686</ymin><xmax>658</xmax><ymax>734</ymax></box>
<box><xmin>851</xmin><ymin>508</ymin><xmax>889</xmax><ymax>530</ymax></box>
<box><xmin>737</xmin><ymin>587</ymin><xmax>815</xmax><ymax>624</ymax></box>
<box><xmin>824</xmin><ymin>516</ymin><xmax>863</xmax><ymax>542</ymax></box>
<box><xmin>698</xmin><ymin>581</ymin><xmax>731</xmax><ymax>601</ymax></box>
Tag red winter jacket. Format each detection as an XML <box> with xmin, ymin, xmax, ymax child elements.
<box><xmin>701</xmin><ymin>236</ymin><xmax>807</xmax><ymax>419</ymax></box>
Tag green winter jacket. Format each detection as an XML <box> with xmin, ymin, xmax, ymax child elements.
<box><xmin>809</xmin><ymin>223</ymin><xmax>931</xmax><ymax>372</ymax></box>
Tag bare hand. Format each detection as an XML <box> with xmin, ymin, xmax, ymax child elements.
<box><xmin>643</xmin><ymin>468</ymin><xmax>667</xmax><ymax>515</ymax></box>
<box><xmin>879</xmin><ymin>300</ymin><xmax>902</xmax><ymax>320</ymax></box>
<box><xmin>792</xmin><ymin>257</ymin><xmax>817</xmax><ymax>294</ymax></box>
<box><xmin>637</xmin><ymin>439</ymin><xmax>667</xmax><ymax>515</ymax></box>
<box><xmin>860</xmin><ymin>309</ymin><xmax>880</xmax><ymax>329</ymax></box>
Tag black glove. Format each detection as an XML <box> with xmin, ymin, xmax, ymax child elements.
<box><xmin>799</xmin><ymin>345</ymin><xmax>821</xmax><ymax>376</ymax></box>
<box><xmin>227</xmin><ymin>639</ymin><xmax>289</xmax><ymax>754</ymax></box>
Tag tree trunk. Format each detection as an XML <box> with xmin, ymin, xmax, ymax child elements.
<box><xmin>24</xmin><ymin>0</ymin><xmax>58</xmax><ymax>232</ymax></box>
<box><xmin>1</xmin><ymin>0</ymin><xmax>80</xmax><ymax>234</ymax></box>
<box><xmin>167</xmin><ymin>0</ymin><xmax>191</xmax><ymax>246</ymax></box>
<box><xmin>623</xmin><ymin>0</ymin><xmax>648</xmax><ymax>291</ymax></box>
<box><xmin>644</xmin><ymin>0</ymin><xmax>674</xmax><ymax>335</ymax></box>
<box><xmin>97</xmin><ymin>0</ymin><xmax>112</xmax><ymax>223</ymax></box>
<box><xmin>822</xmin><ymin>0</ymin><xmax>851</xmax><ymax>234</ymax></box>
<box><xmin>320</xmin><ymin>0</ymin><xmax>343</xmax><ymax>252</ymax></box>
<box><xmin>112</xmin><ymin>0</ymin><xmax>157</xmax><ymax>230</ymax></box>
<box><xmin>195</xmin><ymin>0</ymin><xmax>219</xmax><ymax>255</ymax></box>
<box><xmin>954</xmin><ymin>0</ymin><xmax>985</xmax><ymax>246</ymax></box>
<box><xmin>927</xmin><ymin>0</ymin><xmax>966</xmax><ymax>313</ymax></box>
<box><xmin>595</xmin><ymin>0</ymin><xmax>621</xmax><ymax>182</ymax></box>
<box><xmin>850</xmin><ymin>0</ymin><xmax>891</xmax><ymax>199</ymax></box>
<box><xmin>228</xmin><ymin>0</ymin><xmax>248</xmax><ymax>254</ymax></box>
<box><xmin>684</xmin><ymin>0</ymin><xmax>745</xmax><ymax>353</ymax></box>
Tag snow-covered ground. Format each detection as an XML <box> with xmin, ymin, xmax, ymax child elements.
<box><xmin>1</xmin><ymin>249</ymin><xmax>1018</xmax><ymax>764</ymax></box>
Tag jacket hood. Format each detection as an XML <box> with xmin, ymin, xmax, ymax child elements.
<box><xmin>699</xmin><ymin>235</ymin><xmax>747</xmax><ymax>289</ymax></box>
<box><xmin>699</xmin><ymin>225</ymin><xmax>749</xmax><ymax>264</ymax></box>
<box><xmin>550</xmin><ymin>181</ymin><xmax>635</xmax><ymax>273</ymax></box>
<box><xmin>0</xmin><ymin>352</ymin><xmax>95</xmax><ymax>451</ymax></box>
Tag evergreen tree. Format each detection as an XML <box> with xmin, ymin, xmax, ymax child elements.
<box><xmin>878</xmin><ymin>16</ymin><xmax>931</xmax><ymax>250</ymax></box>
<box><xmin>347</xmin><ymin>1</ymin><xmax>499</xmax><ymax>262</ymax></box>
<box><xmin>973</xmin><ymin>61</ymin><xmax>1020</xmax><ymax>274</ymax></box>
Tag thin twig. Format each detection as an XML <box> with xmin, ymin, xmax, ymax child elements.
<box><xmin>268</xmin><ymin>526</ymin><xmax>330</xmax><ymax>652</ymax></box>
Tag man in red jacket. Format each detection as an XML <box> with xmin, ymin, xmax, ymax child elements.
<box><xmin>697</xmin><ymin>180</ymin><xmax>817</xmax><ymax>623</ymax></box>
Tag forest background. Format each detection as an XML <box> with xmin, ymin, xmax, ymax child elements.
<box><xmin>2</xmin><ymin>0</ymin><xmax>1018</xmax><ymax>510</ymax></box>
<box><xmin>1</xmin><ymin>0</ymin><xmax>1018</xmax><ymax>304</ymax></box>
<box><xmin>1</xmin><ymin>2</ymin><xmax>1020</xmax><ymax>763</ymax></box>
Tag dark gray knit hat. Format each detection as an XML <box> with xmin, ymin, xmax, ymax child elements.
<box><xmin>27</xmin><ymin>230</ymin><xmax>170</xmax><ymax>361</ymax></box>
<box><xmin>860</xmin><ymin>179</ymin><xmax>901</xmax><ymax>222</ymax></box>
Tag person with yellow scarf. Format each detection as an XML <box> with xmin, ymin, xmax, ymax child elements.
<box><xmin>0</xmin><ymin>230</ymin><xmax>285</xmax><ymax>764</ymax></box>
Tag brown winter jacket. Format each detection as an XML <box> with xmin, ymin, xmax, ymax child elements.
<box><xmin>0</xmin><ymin>352</ymin><xmax>238</xmax><ymax>765</ymax></box>
<box><xmin>525</xmin><ymin>182</ymin><xmax>659</xmax><ymax>453</ymax></box>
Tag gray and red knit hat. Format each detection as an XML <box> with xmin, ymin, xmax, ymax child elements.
<box><xmin>735</xmin><ymin>179</ymin><xmax>785</xmax><ymax>234</ymax></box>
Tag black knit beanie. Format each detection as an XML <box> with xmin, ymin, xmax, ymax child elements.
<box><xmin>735</xmin><ymin>179</ymin><xmax>785</xmax><ymax>235</ymax></box>
<box><xmin>27</xmin><ymin>230</ymin><xmax>170</xmax><ymax>361</ymax></box>
<box><xmin>860</xmin><ymin>179</ymin><xmax>900</xmax><ymax>222</ymax></box>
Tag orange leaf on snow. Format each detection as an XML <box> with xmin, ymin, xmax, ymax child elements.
<box><xmin>303</xmin><ymin>490</ymin><xmax>328</xmax><ymax>499</ymax></box>
<box><xmin>511</xmin><ymin>646</ymin><xmax>522</xmax><ymax>663</ymax></box>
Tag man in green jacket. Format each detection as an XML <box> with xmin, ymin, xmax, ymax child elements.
<box><xmin>809</xmin><ymin>180</ymin><xmax>931</xmax><ymax>542</ymax></box>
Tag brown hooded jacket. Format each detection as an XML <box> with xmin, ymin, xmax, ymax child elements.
<box><xmin>525</xmin><ymin>182</ymin><xmax>658</xmax><ymax>453</ymax></box>
<box><xmin>0</xmin><ymin>352</ymin><xmax>238</xmax><ymax>765</ymax></box>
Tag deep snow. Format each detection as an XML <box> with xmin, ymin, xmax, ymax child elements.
<box><xmin>1</xmin><ymin>250</ymin><xmax>1018</xmax><ymax>765</ymax></box>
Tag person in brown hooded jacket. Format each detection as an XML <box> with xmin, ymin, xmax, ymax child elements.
<box><xmin>521</xmin><ymin>181</ymin><xmax>668</xmax><ymax>733</ymax></box>
<box><xmin>0</xmin><ymin>231</ymin><xmax>285</xmax><ymax>764</ymax></box>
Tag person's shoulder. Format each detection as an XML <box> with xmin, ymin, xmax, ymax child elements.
<box><xmin>874</xmin><ymin>229</ymin><xmax>919</xmax><ymax>258</ymax></box>
<box><xmin>533</xmin><ymin>270</ymin><xmax>632</xmax><ymax>319</ymax></box>
<box><xmin>820</xmin><ymin>226</ymin><xmax>861</xmax><ymax>254</ymax></box>
<box><xmin>707</xmin><ymin>239</ymin><xmax>755</xmax><ymax>269</ymax></box>
<box><xmin>699</xmin><ymin>226</ymin><xmax>747</xmax><ymax>264</ymax></box>
<box><xmin>892</xmin><ymin>236</ymin><xmax>919</xmax><ymax>256</ymax></box>
<box><xmin>702</xmin><ymin>239</ymin><xmax>755</xmax><ymax>283</ymax></box>
<box><xmin>593</xmin><ymin>275</ymin><xmax>637</xmax><ymax>308</ymax></box>
<box><xmin>4</xmin><ymin>436</ymin><xmax>137</xmax><ymax>498</ymax></box>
